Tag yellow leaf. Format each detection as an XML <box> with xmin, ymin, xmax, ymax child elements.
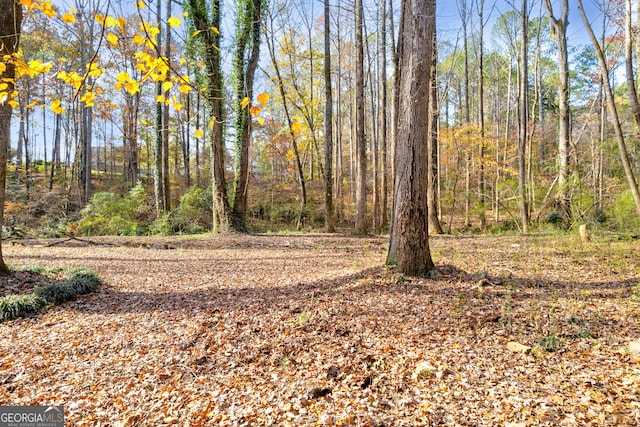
<box><xmin>116</xmin><ymin>71</ymin><xmax>130</xmax><ymax>83</ymax></box>
<box><xmin>105</xmin><ymin>16</ymin><xmax>116</xmax><ymax>28</ymax></box>
<box><xmin>172</xmin><ymin>103</ymin><xmax>183</xmax><ymax>112</ymax></box>
<box><xmin>61</xmin><ymin>12</ymin><xmax>75</xmax><ymax>24</ymax></box>
<box><xmin>116</xmin><ymin>17</ymin><xmax>126</xmax><ymax>29</ymax></box>
<box><xmin>249</xmin><ymin>105</ymin><xmax>262</xmax><ymax>117</ymax></box>
<box><xmin>135</xmin><ymin>0</ymin><xmax>147</xmax><ymax>9</ymax></box>
<box><xmin>107</xmin><ymin>33</ymin><xmax>118</xmax><ymax>46</ymax></box>
<box><xmin>208</xmin><ymin>117</ymin><xmax>216</xmax><ymax>130</ymax></box>
<box><xmin>18</xmin><ymin>0</ymin><xmax>34</xmax><ymax>9</ymax></box>
<box><xmin>257</xmin><ymin>117</ymin><xmax>265</xmax><ymax>125</ymax></box>
<box><xmin>167</xmin><ymin>16</ymin><xmax>180</xmax><ymax>28</ymax></box>
<box><xmin>178</xmin><ymin>85</ymin><xmax>191</xmax><ymax>95</ymax></box>
<box><xmin>80</xmin><ymin>91</ymin><xmax>95</xmax><ymax>107</ymax></box>
<box><xmin>241</xmin><ymin>97</ymin><xmax>249</xmax><ymax>109</ymax></box>
<box><xmin>0</xmin><ymin>83</ymin><xmax>7</xmax><ymax>91</ymax></box>
<box><xmin>50</xmin><ymin>99</ymin><xmax>65</xmax><ymax>114</ymax></box>
<box><xmin>141</xmin><ymin>119</ymin><xmax>148</xmax><ymax>125</ymax></box>
<box><xmin>257</xmin><ymin>92</ymin><xmax>269</xmax><ymax>106</ymax></box>
<box><xmin>132</xmin><ymin>34</ymin><xmax>146</xmax><ymax>45</ymax></box>
<box><xmin>162</xmin><ymin>81</ymin><xmax>173</xmax><ymax>92</ymax></box>
<box><xmin>210</xmin><ymin>26</ymin><xmax>220</xmax><ymax>35</ymax></box>
<box><xmin>125</xmin><ymin>81</ymin><xmax>140</xmax><ymax>95</ymax></box>
<box><xmin>194</xmin><ymin>129</ymin><xmax>203</xmax><ymax>138</ymax></box>
<box><xmin>94</xmin><ymin>14</ymin><xmax>105</xmax><ymax>25</ymax></box>
<box><xmin>0</xmin><ymin>63</ymin><xmax>5</xmax><ymax>74</ymax></box>
<box><xmin>291</xmin><ymin>122</ymin><xmax>302</xmax><ymax>132</ymax></box>
<box><xmin>8</xmin><ymin>99</ymin><xmax>18</xmax><ymax>109</ymax></box>
<box><xmin>41</xmin><ymin>2</ymin><xmax>56</xmax><ymax>17</ymax></box>
<box><xmin>156</xmin><ymin>95</ymin><xmax>165</xmax><ymax>103</ymax></box>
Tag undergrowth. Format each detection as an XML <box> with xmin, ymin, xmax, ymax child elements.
<box><xmin>0</xmin><ymin>267</ymin><xmax>101</xmax><ymax>322</ymax></box>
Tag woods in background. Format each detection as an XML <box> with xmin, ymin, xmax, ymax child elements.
<box><xmin>3</xmin><ymin>0</ymin><xmax>640</xmax><ymax>242</ymax></box>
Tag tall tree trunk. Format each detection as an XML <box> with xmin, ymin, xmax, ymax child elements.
<box><xmin>231</xmin><ymin>0</ymin><xmax>263</xmax><ymax>232</ymax></box>
<box><xmin>518</xmin><ymin>0</ymin><xmax>529</xmax><ymax>232</ymax></box>
<box><xmin>477</xmin><ymin>0</ymin><xmax>486</xmax><ymax>229</ymax></box>
<box><xmin>354</xmin><ymin>0</ymin><xmax>367</xmax><ymax>234</ymax></box>
<box><xmin>154</xmin><ymin>0</ymin><xmax>165</xmax><ymax>213</ymax></box>
<box><xmin>188</xmin><ymin>0</ymin><xmax>232</xmax><ymax>231</ymax></box>
<box><xmin>428</xmin><ymin>25</ymin><xmax>443</xmax><ymax>234</ymax></box>
<box><xmin>544</xmin><ymin>0</ymin><xmax>570</xmax><ymax>221</ymax></box>
<box><xmin>380</xmin><ymin>0</ymin><xmax>389</xmax><ymax>229</ymax></box>
<box><xmin>0</xmin><ymin>0</ymin><xmax>22</xmax><ymax>274</ymax></box>
<box><xmin>324</xmin><ymin>0</ymin><xmax>335</xmax><ymax>232</ymax></box>
<box><xmin>162</xmin><ymin>0</ymin><xmax>172</xmax><ymax>211</ymax></box>
<box><xmin>577</xmin><ymin>0</ymin><xmax>640</xmax><ymax>218</ymax></box>
<box><xmin>387</xmin><ymin>0</ymin><xmax>435</xmax><ymax>276</ymax></box>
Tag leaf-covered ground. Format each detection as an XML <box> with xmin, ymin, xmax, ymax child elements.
<box><xmin>0</xmin><ymin>233</ymin><xmax>639</xmax><ymax>426</ymax></box>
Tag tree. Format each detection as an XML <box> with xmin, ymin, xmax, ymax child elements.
<box><xmin>186</xmin><ymin>0</ymin><xmax>232</xmax><ymax>232</ymax></box>
<box><xmin>518</xmin><ymin>0</ymin><xmax>529</xmax><ymax>232</ymax></box>
<box><xmin>323</xmin><ymin>0</ymin><xmax>335</xmax><ymax>232</ymax></box>
<box><xmin>354</xmin><ymin>0</ymin><xmax>367</xmax><ymax>234</ymax></box>
<box><xmin>386</xmin><ymin>0</ymin><xmax>435</xmax><ymax>276</ymax></box>
<box><xmin>544</xmin><ymin>0</ymin><xmax>570</xmax><ymax>220</ymax></box>
<box><xmin>0</xmin><ymin>0</ymin><xmax>22</xmax><ymax>274</ymax></box>
<box><xmin>231</xmin><ymin>0</ymin><xmax>263</xmax><ymax>231</ymax></box>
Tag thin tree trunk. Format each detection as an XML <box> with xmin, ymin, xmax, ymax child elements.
<box><xmin>518</xmin><ymin>0</ymin><xmax>529</xmax><ymax>232</ymax></box>
<box><xmin>577</xmin><ymin>0</ymin><xmax>640</xmax><ymax>218</ymax></box>
<box><xmin>324</xmin><ymin>0</ymin><xmax>335</xmax><ymax>232</ymax></box>
<box><xmin>354</xmin><ymin>0</ymin><xmax>367</xmax><ymax>234</ymax></box>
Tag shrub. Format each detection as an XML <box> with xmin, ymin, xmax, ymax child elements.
<box><xmin>0</xmin><ymin>267</ymin><xmax>102</xmax><ymax>322</ymax></box>
<box><xmin>611</xmin><ymin>190</ymin><xmax>640</xmax><ymax>231</ymax></box>
<box><xmin>77</xmin><ymin>184</ymin><xmax>151</xmax><ymax>236</ymax></box>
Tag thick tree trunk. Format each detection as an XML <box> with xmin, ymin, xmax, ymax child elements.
<box><xmin>231</xmin><ymin>0</ymin><xmax>263</xmax><ymax>232</ymax></box>
<box><xmin>386</xmin><ymin>0</ymin><xmax>435</xmax><ymax>276</ymax></box>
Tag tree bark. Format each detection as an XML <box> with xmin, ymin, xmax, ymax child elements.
<box><xmin>518</xmin><ymin>0</ymin><xmax>529</xmax><ymax>232</ymax></box>
<box><xmin>544</xmin><ymin>0</ymin><xmax>571</xmax><ymax>221</ymax></box>
<box><xmin>324</xmin><ymin>0</ymin><xmax>335</xmax><ymax>232</ymax></box>
<box><xmin>354</xmin><ymin>0</ymin><xmax>367</xmax><ymax>234</ymax></box>
<box><xmin>386</xmin><ymin>0</ymin><xmax>435</xmax><ymax>276</ymax></box>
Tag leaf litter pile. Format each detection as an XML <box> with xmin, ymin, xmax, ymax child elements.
<box><xmin>1</xmin><ymin>233</ymin><xmax>639</xmax><ymax>426</ymax></box>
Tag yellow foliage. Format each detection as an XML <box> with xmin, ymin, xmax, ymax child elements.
<box><xmin>80</xmin><ymin>91</ymin><xmax>95</xmax><ymax>107</ymax></box>
<box><xmin>41</xmin><ymin>2</ymin><xmax>56</xmax><ymax>17</ymax></box>
<box><xmin>50</xmin><ymin>99</ymin><xmax>64</xmax><ymax>114</ymax></box>
<box><xmin>249</xmin><ymin>105</ymin><xmax>262</xmax><ymax>117</ymax></box>
<box><xmin>162</xmin><ymin>81</ymin><xmax>173</xmax><ymax>92</ymax></box>
<box><xmin>257</xmin><ymin>92</ymin><xmax>269</xmax><ymax>106</ymax></box>
<box><xmin>241</xmin><ymin>97</ymin><xmax>249</xmax><ymax>109</ymax></box>
<box><xmin>107</xmin><ymin>33</ymin><xmax>118</xmax><ymax>47</ymax></box>
<box><xmin>167</xmin><ymin>16</ymin><xmax>180</xmax><ymax>28</ymax></box>
<box><xmin>61</xmin><ymin>12</ymin><xmax>75</xmax><ymax>24</ymax></box>
<box><xmin>178</xmin><ymin>85</ymin><xmax>191</xmax><ymax>95</ymax></box>
<box><xmin>291</xmin><ymin>122</ymin><xmax>302</xmax><ymax>132</ymax></box>
<box><xmin>194</xmin><ymin>129</ymin><xmax>203</xmax><ymax>139</ymax></box>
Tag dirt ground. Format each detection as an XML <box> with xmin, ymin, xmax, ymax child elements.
<box><xmin>0</xmin><ymin>233</ymin><xmax>639</xmax><ymax>426</ymax></box>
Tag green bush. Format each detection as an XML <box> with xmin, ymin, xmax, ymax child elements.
<box><xmin>172</xmin><ymin>186</ymin><xmax>212</xmax><ymax>233</ymax></box>
<box><xmin>77</xmin><ymin>184</ymin><xmax>151</xmax><ymax>236</ymax></box>
<box><xmin>0</xmin><ymin>267</ymin><xmax>101</xmax><ymax>322</ymax></box>
<box><xmin>611</xmin><ymin>190</ymin><xmax>640</xmax><ymax>231</ymax></box>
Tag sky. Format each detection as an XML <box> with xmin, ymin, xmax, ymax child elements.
<box><xmin>436</xmin><ymin>0</ymin><xmax>613</xmax><ymax>50</ymax></box>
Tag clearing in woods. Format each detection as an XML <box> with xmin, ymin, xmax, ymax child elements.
<box><xmin>0</xmin><ymin>233</ymin><xmax>639</xmax><ymax>425</ymax></box>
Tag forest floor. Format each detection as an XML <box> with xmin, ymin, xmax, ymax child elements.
<box><xmin>0</xmin><ymin>233</ymin><xmax>639</xmax><ymax>426</ymax></box>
